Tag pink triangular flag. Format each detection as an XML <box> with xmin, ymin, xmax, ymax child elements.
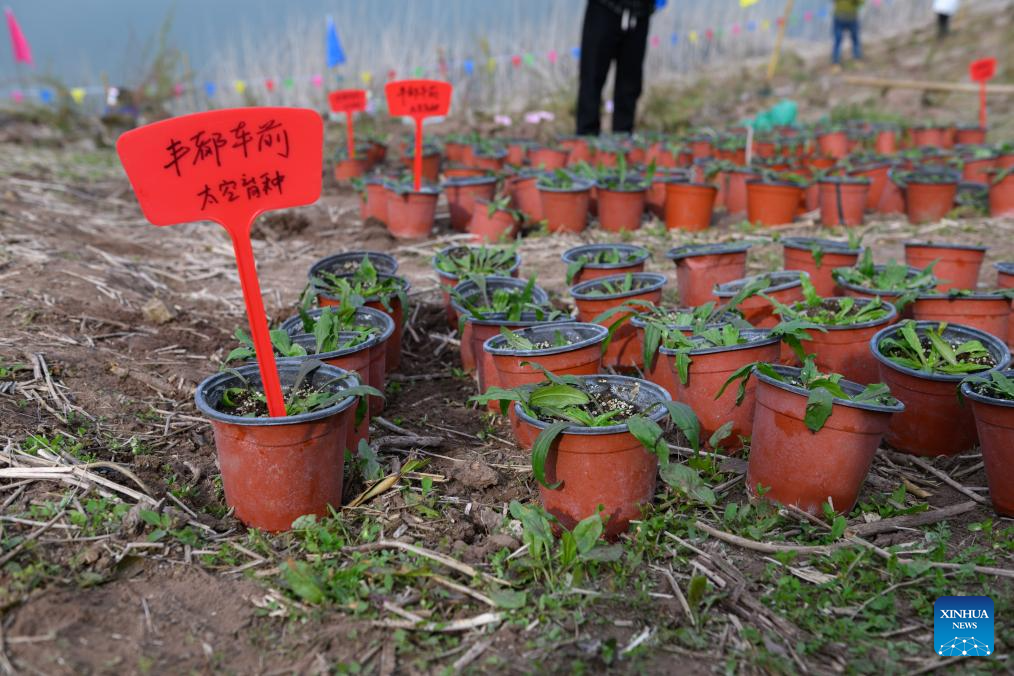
<box><xmin>5</xmin><ymin>8</ymin><xmax>32</xmax><ymax>65</ymax></box>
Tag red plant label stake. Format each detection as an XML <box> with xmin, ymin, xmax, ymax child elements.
<box><xmin>384</xmin><ymin>79</ymin><xmax>452</xmax><ymax>191</ymax></box>
<box><xmin>968</xmin><ymin>58</ymin><xmax>996</xmax><ymax>130</ymax></box>
<box><xmin>116</xmin><ymin>108</ymin><xmax>324</xmax><ymax>417</ymax></box>
<box><xmin>328</xmin><ymin>89</ymin><xmax>367</xmax><ymax>160</ymax></box>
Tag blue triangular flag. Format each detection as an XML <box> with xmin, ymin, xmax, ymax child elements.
<box><xmin>204</xmin><ymin>81</ymin><xmax>216</xmax><ymax>97</ymax></box>
<box><xmin>463</xmin><ymin>59</ymin><xmax>474</xmax><ymax>75</ymax></box>
<box><xmin>326</xmin><ymin>16</ymin><xmax>346</xmax><ymax>68</ymax></box>
<box><xmin>39</xmin><ymin>88</ymin><xmax>53</xmax><ymax>103</ymax></box>
<box><xmin>570</xmin><ymin>46</ymin><xmax>581</xmax><ymax>60</ymax></box>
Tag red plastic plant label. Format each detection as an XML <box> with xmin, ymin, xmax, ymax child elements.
<box><xmin>384</xmin><ymin>79</ymin><xmax>452</xmax><ymax>190</ymax></box>
<box><xmin>117</xmin><ymin>108</ymin><xmax>323</xmax><ymax>232</ymax></box>
<box><xmin>117</xmin><ymin>108</ymin><xmax>324</xmax><ymax>417</ymax></box>
<box><xmin>328</xmin><ymin>89</ymin><xmax>367</xmax><ymax>113</ymax></box>
<box><xmin>328</xmin><ymin>89</ymin><xmax>367</xmax><ymax>159</ymax></box>
<box><xmin>969</xmin><ymin>58</ymin><xmax>996</xmax><ymax>82</ymax></box>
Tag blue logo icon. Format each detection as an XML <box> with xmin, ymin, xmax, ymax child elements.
<box><xmin>934</xmin><ymin>596</ymin><xmax>994</xmax><ymax>657</ymax></box>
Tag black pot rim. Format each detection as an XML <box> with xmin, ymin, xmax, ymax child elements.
<box><xmin>514</xmin><ymin>374</ymin><xmax>672</xmax><ymax>435</ymax></box>
<box><xmin>832</xmin><ymin>264</ymin><xmax>934</xmax><ymax>296</ymax></box>
<box><xmin>746</xmin><ymin>179</ymin><xmax>804</xmax><ymax>190</ymax></box>
<box><xmin>280</xmin><ymin>306</ymin><xmax>396</xmax><ymax>344</ymax></box>
<box><xmin>450</xmin><ymin>275</ymin><xmax>550</xmax><ymax>317</ymax></box>
<box><xmin>659</xmin><ymin>329</ymin><xmax>780</xmax><ymax>356</ymax></box>
<box><xmin>561</xmin><ymin>243</ymin><xmax>651</xmax><ymax>269</ymax></box>
<box><xmin>432</xmin><ymin>245</ymin><xmax>522</xmax><ymax>282</ymax></box>
<box><xmin>870</xmin><ymin>321</ymin><xmax>1012</xmax><ymax>382</ymax></box>
<box><xmin>570</xmin><ymin>272</ymin><xmax>668</xmax><ymax>301</ymax></box>
<box><xmin>959</xmin><ymin>369</ymin><xmax>1014</xmax><ymax>408</ymax></box>
<box><xmin>782</xmin><ymin>236</ymin><xmax>861</xmax><ymax>255</ymax></box>
<box><xmin>914</xmin><ymin>292</ymin><xmax>1010</xmax><ymax>302</ymax></box>
<box><xmin>308</xmin><ymin>251</ymin><xmax>400</xmax><ymax>277</ymax></box>
<box><xmin>713</xmin><ymin>271</ymin><xmax>804</xmax><ymax>297</ymax></box>
<box><xmin>630</xmin><ymin>309</ymin><xmax>740</xmax><ymax>332</ymax></box>
<box><xmin>994</xmin><ymin>262</ymin><xmax>1014</xmax><ymax>275</ymax></box>
<box><xmin>664</xmin><ymin>180</ymin><xmax>717</xmax><ymax>190</ymax></box>
<box><xmin>482</xmin><ymin>322</ymin><xmax>608</xmax><ymax>357</ymax></box>
<box><xmin>789</xmin><ymin>297</ymin><xmax>899</xmax><ymax>331</ymax></box>
<box><xmin>666</xmin><ymin>241</ymin><xmax>752</xmax><ymax>261</ymax></box>
<box><xmin>818</xmin><ymin>176</ymin><xmax>871</xmax><ymax>186</ymax></box>
<box><xmin>536</xmin><ymin>179</ymin><xmax>594</xmax><ymax>193</ymax></box>
<box><xmin>194</xmin><ymin>361</ymin><xmax>359</xmax><ymax>426</ymax></box>
<box><xmin>903</xmin><ymin>241</ymin><xmax>988</xmax><ymax>253</ymax></box>
<box><xmin>313</xmin><ymin>272</ymin><xmax>411</xmax><ymax>304</ymax></box>
<box><xmin>755</xmin><ymin>364</ymin><xmax>905</xmax><ymax>414</ymax></box>
<box><xmin>290</xmin><ymin>332</ymin><xmax>380</xmax><ymax>361</ymax></box>
<box><xmin>443</xmin><ymin>175</ymin><xmax>498</xmax><ymax>188</ymax></box>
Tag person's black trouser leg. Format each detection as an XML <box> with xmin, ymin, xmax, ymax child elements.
<box><xmin>612</xmin><ymin>13</ymin><xmax>650</xmax><ymax>133</ymax></box>
<box><xmin>576</xmin><ymin>2</ymin><xmax>620</xmax><ymax>136</ymax></box>
<box><xmin>937</xmin><ymin>13</ymin><xmax>950</xmax><ymax>38</ymax></box>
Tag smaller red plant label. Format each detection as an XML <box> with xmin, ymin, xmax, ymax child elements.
<box><xmin>969</xmin><ymin>58</ymin><xmax>996</xmax><ymax>83</ymax></box>
<box><xmin>329</xmin><ymin>89</ymin><xmax>367</xmax><ymax>113</ymax></box>
<box><xmin>385</xmin><ymin>79</ymin><xmax>452</xmax><ymax>119</ymax></box>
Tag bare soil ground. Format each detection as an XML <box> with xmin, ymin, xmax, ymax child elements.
<box><xmin>1</xmin><ymin>129</ymin><xmax>1012</xmax><ymax>675</ymax></box>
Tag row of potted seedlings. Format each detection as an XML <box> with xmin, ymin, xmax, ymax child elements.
<box><xmin>194</xmin><ymin>236</ymin><xmax>1014</xmax><ymax>535</ymax></box>
<box><xmin>340</xmin><ymin>127</ymin><xmax>1012</xmax><ymax>244</ymax></box>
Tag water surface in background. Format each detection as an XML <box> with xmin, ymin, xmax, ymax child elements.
<box><xmin>1</xmin><ymin>0</ymin><xmax>836</xmax><ymax>86</ymax></box>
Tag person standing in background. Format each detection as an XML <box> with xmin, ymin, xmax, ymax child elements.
<box><xmin>831</xmin><ymin>0</ymin><xmax>864</xmax><ymax>71</ymax></box>
<box><xmin>934</xmin><ymin>0</ymin><xmax>960</xmax><ymax>38</ymax></box>
<box><xmin>576</xmin><ymin>0</ymin><xmax>657</xmax><ymax>136</ymax></box>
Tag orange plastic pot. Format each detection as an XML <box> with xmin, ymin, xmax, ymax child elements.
<box><xmin>722</xmin><ymin>169</ymin><xmax>758</xmax><ymax>217</ymax></box>
<box><xmin>528</xmin><ymin>146</ymin><xmax>568</xmax><ymax>170</ymax></box>
<box><xmin>515</xmin><ymin>375</ymin><xmax>670</xmax><ymax>538</ymax></box>
<box><xmin>666</xmin><ymin>331</ymin><xmax>781</xmax><ymax>452</ymax></box>
<box><xmin>635</xmin><ymin>309</ymin><xmax>740</xmax><ymax>397</ymax></box>
<box><xmin>315</xmin><ymin>273</ymin><xmax>409</xmax><ymax>372</ymax></box>
<box><xmin>782</xmin><ymin>237</ymin><xmax>861</xmax><ymax>297</ymax></box>
<box><xmin>818</xmin><ymin>179</ymin><xmax>869</xmax><ymax>227</ymax></box>
<box><xmin>962</xmin><ymin>156</ymin><xmax>996</xmax><ymax>184</ymax></box>
<box><xmin>912</xmin><ymin>127</ymin><xmax>946</xmax><ymax>148</ymax></box>
<box><xmin>850</xmin><ymin>163</ymin><xmax>891</xmax><ymax>211</ymax></box>
<box><xmin>484</xmin><ymin>322</ymin><xmax>606</xmax><ymax>415</ymax></box>
<box><xmin>818</xmin><ymin>131</ymin><xmax>849</xmax><ymax>159</ymax></box>
<box><xmin>690</xmin><ymin>139</ymin><xmax>713</xmax><ymax>159</ymax></box>
<box><xmin>443</xmin><ymin>166</ymin><xmax>487</xmax><ymax>179</ymax></box>
<box><xmin>474</xmin><ymin>152</ymin><xmax>506</xmax><ymax>173</ymax></box>
<box><xmin>911</xmin><ymin>294</ymin><xmax>1010</xmax><ymax>340</ymax></box>
<box><xmin>506</xmin><ymin>142</ymin><xmax>529</xmax><ymax>166</ymax></box>
<box><xmin>667</xmin><ymin>242</ymin><xmax>751</xmax><ymax>308</ymax></box>
<box><xmin>444</xmin><ymin>141</ymin><xmax>466</xmax><ymax>163</ymax></box>
<box><xmin>539</xmin><ymin>181</ymin><xmax>592</xmax><ymax>233</ymax></box>
<box><xmin>334</xmin><ymin>158</ymin><xmax>365</xmax><ymax>182</ymax></box>
<box><xmin>646</xmin><ymin>170</ymin><xmax>688</xmax><ymax>217</ymax></box>
<box><xmin>363</xmin><ymin>179</ymin><xmax>389</xmax><ymax>223</ymax></box>
<box><xmin>290</xmin><ymin>332</ymin><xmax>376</xmax><ymax>427</ymax></box>
<box><xmin>560</xmin><ymin>136</ymin><xmax>592</xmax><ymax>165</ymax></box>
<box><xmin>308</xmin><ymin>251</ymin><xmax>399</xmax><ymax>278</ymax></box>
<box><xmin>571</xmin><ymin>273</ymin><xmax>666</xmax><ymax>369</ymax></box>
<box><xmin>956</xmin><ymin>127</ymin><xmax>987</xmax><ymax>145</ymax></box>
<box><xmin>596</xmin><ymin>186</ymin><xmax>646</xmax><ymax>232</ymax></box>
<box><xmin>747</xmin><ymin>365</ymin><xmax>903</xmax><ymax>514</ymax></box>
<box><xmin>746</xmin><ymin>180</ymin><xmax>802</xmax><ymax>226</ymax></box>
<box><xmin>194</xmin><ymin>362</ymin><xmax>359</xmax><ymax>532</ymax></box>
<box><xmin>795</xmin><ymin>299</ymin><xmax>898</xmax><ymax>384</ymax></box>
<box><xmin>401</xmin><ymin>153</ymin><xmax>441</xmax><ymax>182</ymax></box>
<box><xmin>997</xmin><ymin>262</ymin><xmax>1014</xmax><ymax>349</ymax></box>
<box><xmin>961</xmin><ymin>372</ymin><xmax>1014</xmax><ymax>516</ymax></box>
<box><xmin>281</xmin><ymin>306</ymin><xmax>394</xmax><ymax>416</ymax></box>
<box><xmin>990</xmin><ymin>172</ymin><xmax>1014</xmax><ymax>217</ymax></box>
<box><xmin>875</xmin><ymin>129</ymin><xmax>897</xmax><ymax>155</ymax></box>
<box><xmin>468</xmin><ymin>313</ymin><xmax>569</xmax><ymax>401</ymax></box>
<box><xmin>871</xmin><ymin>322</ymin><xmax>1011</xmax><ymax>456</ymax></box>
<box><xmin>508</xmin><ymin>173</ymin><xmax>544</xmax><ymax>223</ymax></box>
<box><xmin>444</xmin><ymin>176</ymin><xmax>497</xmax><ymax>232</ymax></box>
<box><xmin>904</xmin><ymin>241</ymin><xmax>986</xmax><ymax>292</ymax></box>
<box><xmin>450</xmin><ymin>276</ymin><xmax>550</xmax><ymax>372</ymax></box>
<box><xmin>663</xmin><ymin>181</ymin><xmax>716</xmax><ymax>231</ymax></box>
<box><xmin>904</xmin><ymin>181</ymin><xmax>957</xmax><ymax>224</ymax></box>
<box><xmin>594</xmin><ymin>149</ymin><xmax>620</xmax><ymax>167</ymax></box>
<box><xmin>562</xmin><ymin>243</ymin><xmax>650</xmax><ymax>286</ymax></box>
<box><xmin>367</xmin><ymin>141</ymin><xmax>387</xmax><ymax>168</ymax></box>
<box><xmin>386</xmin><ymin>190</ymin><xmax>439</xmax><ymax>239</ymax></box>
<box><xmin>877</xmin><ymin>174</ymin><xmax>906</xmax><ymax>214</ymax></box>
<box><xmin>713</xmin><ymin>271</ymin><xmax>805</xmax><ymax>328</ymax></box>
<box><xmin>834</xmin><ymin>264</ymin><xmax>934</xmax><ymax>319</ymax></box>
<box><xmin>433</xmin><ymin>245</ymin><xmax>520</xmax><ymax>328</ymax></box>
<box><xmin>468</xmin><ymin>202</ymin><xmax>517</xmax><ymax>244</ymax></box>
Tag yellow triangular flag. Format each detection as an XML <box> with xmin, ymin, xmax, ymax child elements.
<box><xmin>760</xmin><ymin>18</ymin><xmax>771</xmax><ymax>31</ymax></box>
<box><xmin>739</xmin><ymin>0</ymin><xmax>758</xmax><ymax>6</ymax></box>
<box><xmin>361</xmin><ymin>70</ymin><xmax>372</xmax><ymax>85</ymax></box>
<box><xmin>689</xmin><ymin>30</ymin><xmax>699</xmax><ymax>44</ymax></box>
<box><xmin>486</xmin><ymin>57</ymin><xmax>497</xmax><ymax>73</ymax></box>
<box><xmin>70</xmin><ymin>87</ymin><xmax>86</xmax><ymax>104</ymax></box>
<box><xmin>233</xmin><ymin>79</ymin><xmax>247</xmax><ymax>94</ymax></box>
